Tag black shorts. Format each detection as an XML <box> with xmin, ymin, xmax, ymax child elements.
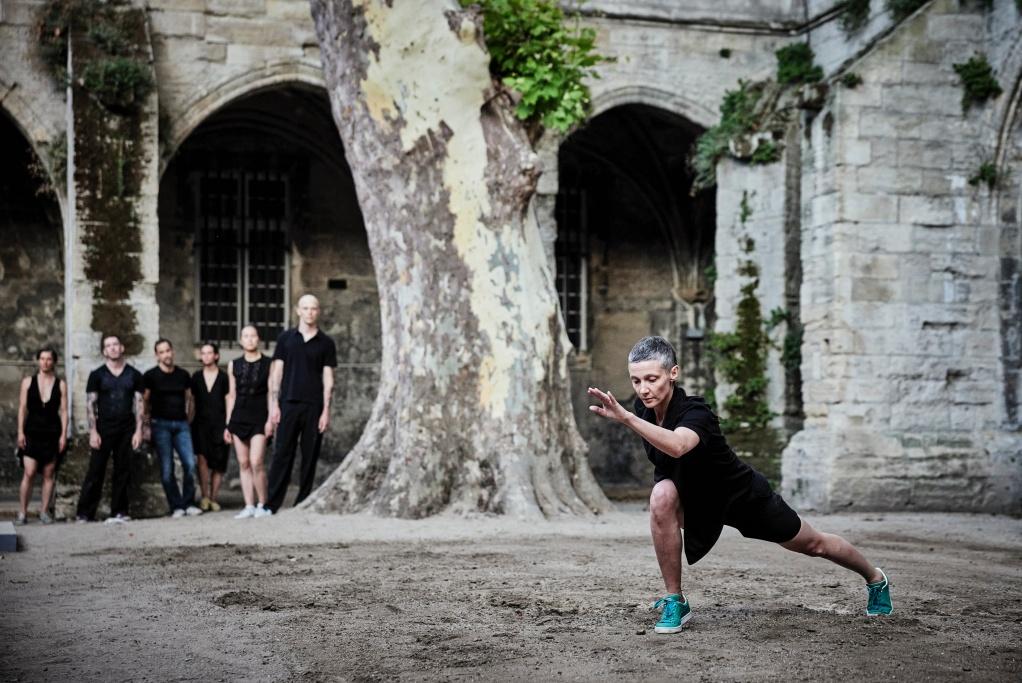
<box><xmin>724</xmin><ymin>486</ymin><xmax>802</xmax><ymax>544</ymax></box>
<box><xmin>653</xmin><ymin>469</ymin><xmax>802</xmax><ymax>545</ymax></box>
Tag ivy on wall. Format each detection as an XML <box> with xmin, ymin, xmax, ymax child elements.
<box><xmin>953</xmin><ymin>53</ymin><xmax>1003</xmax><ymax>113</ymax></box>
<box><xmin>39</xmin><ymin>0</ymin><xmax>153</xmax><ymax>354</ymax></box>
<box><xmin>691</xmin><ymin>43</ymin><xmax>825</xmax><ymax>192</ymax></box>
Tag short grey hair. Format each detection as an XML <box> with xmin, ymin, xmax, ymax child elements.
<box><xmin>628</xmin><ymin>335</ymin><xmax>677</xmax><ymax>371</ymax></box>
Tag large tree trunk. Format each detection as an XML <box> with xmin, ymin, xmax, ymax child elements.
<box><xmin>303</xmin><ymin>0</ymin><xmax>610</xmax><ymax>517</ymax></box>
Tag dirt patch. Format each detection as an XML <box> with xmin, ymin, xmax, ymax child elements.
<box><xmin>1</xmin><ymin>509</ymin><xmax>1020</xmax><ymax>681</ymax></box>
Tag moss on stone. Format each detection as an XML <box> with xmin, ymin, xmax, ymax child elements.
<box><xmin>953</xmin><ymin>53</ymin><xmax>1003</xmax><ymax>113</ymax></box>
<box><xmin>41</xmin><ymin>0</ymin><xmax>153</xmax><ymax>349</ymax></box>
<box><xmin>841</xmin><ymin>72</ymin><xmax>863</xmax><ymax>88</ymax></box>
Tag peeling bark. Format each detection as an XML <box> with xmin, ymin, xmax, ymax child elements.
<box><xmin>303</xmin><ymin>0</ymin><xmax>610</xmax><ymax>517</ymax></box>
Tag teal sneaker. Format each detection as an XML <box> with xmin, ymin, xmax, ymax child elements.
<box><xmin>653</xmin><ymin>593</ymin><xmax>692</xmax><ymax>633</ymax></box>
<box><xmin>866</xmin><ymin>568</ymin><xmax>893</xmax><ymax>616</ymax></box>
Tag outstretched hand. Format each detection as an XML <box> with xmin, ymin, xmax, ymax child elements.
<box><xmin>587</xmin><ymin>386</ymin><xmax>630</xmax><ymax>423</ymax></box>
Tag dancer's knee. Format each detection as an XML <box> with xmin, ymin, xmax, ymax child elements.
<box><xmin>649</xmin><ymin>482</ymin><xmax>680</xmax><ymax>527</ymax></box>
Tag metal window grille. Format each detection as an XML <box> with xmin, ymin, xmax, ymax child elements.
<box><xmin>194</xmin><ymin>169</ymin><xmax>289</xmax><ymax>345</ymax></box>
<box><xmin>555</xmin><ymin>187</ymin><xmax>588</xmax><ymax>351</ymax></box>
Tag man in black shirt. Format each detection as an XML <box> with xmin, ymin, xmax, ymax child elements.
<box><xmin>76</xmin><ymin>334</ymin><xmax>144</xmax><ymax>523</ymax></box>
<box><xmin>588</xmin><ymin>335</ymin><xmax>892</xmax><ymax>634</ymax></box>
<box><xmin>267</xmin><ymin>294</ymin><xmax>337</xmax><ymax>512</ymax></box>
<box><xmin>144</xmin><ymin>338</ymin><xmax>201</xmax><ymax>518</ymax></box>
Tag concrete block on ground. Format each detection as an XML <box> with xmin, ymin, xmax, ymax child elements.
<box><xmin>0</xmin><ymin>521</ymin><xmax>16</xmax><ymax>552</ymax></box>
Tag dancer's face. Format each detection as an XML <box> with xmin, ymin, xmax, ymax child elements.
<box><xmin>628</xmin><ymin>360</ymin><xmax>678</xmax><ymax>411</ymax></box>
<box><xmin>240</xmin><ymin>326</ymin><xmax>260</xmax><ymax>352</ymax></box>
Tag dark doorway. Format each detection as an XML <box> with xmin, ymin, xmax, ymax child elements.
<box><xmin>556</xmin><ymin>103</ymin><xmax>716</xmax><ymax>491</ymax></box>
<box><xmin>0</xmin><ymin>112</ymin><xmax>64</xmax><ymax>490</ymax></box>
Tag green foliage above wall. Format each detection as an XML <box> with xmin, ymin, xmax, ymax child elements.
<box><xmin>775</xmin><ymin>43</ymin><xmax>824</xmax><ymax>86</ymax></box>
<box><xmin>692</xmin><ymin>81</ymin><xmax>764</xmax><ymax>191</ymax></box>
<box><xmin>464</xmin><ymin>0</ymin><xmax>612</xmax><ymax>137</ymax></box>
<box><xmin>840</xmin><ymin>0</ymin><xmax>871</xmax><ymax>34</ymax></box>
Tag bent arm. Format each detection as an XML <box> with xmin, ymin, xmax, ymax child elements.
<box><xmin>621</xmin><ymin>415</ymin><xmax>700</xmax><ymax>459</ymax></box>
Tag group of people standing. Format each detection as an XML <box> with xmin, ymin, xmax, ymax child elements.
<box><xmin>15</xmin><ymin>294</ymin><xmax>336</xmax><ymax>525</ymax></box>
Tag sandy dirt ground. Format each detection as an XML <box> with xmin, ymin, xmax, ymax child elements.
<box><xmin>2</xmin><ymin>505</ymin><xmax>1020</xmax><ymax>682</ymax></box>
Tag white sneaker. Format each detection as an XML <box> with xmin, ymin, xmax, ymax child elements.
<box><xmin>185</xmin><ymin>505</ymin><xmax>203</xmax><ymax>516</ymax></box>
<box><xmin>234</xmin><ymin>505</ymin><xmax>256</xmax><ymax>519</ymax></box>
<box><xmin>104</xmin><ymin>514</ymin><xmax>131</xmax><ymax>525</ymax></box>
<box><xmin>171</xmin><ymin>508</ymin><xmax>186</xmax><ymax>519</ymax></box>
<box><xmin>253</xmin><ymin>505</ymin><xmax>273</xmax><ymax>518</ymax></box>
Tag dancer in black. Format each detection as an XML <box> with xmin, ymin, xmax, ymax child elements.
<box><xmin>267</xmin><ymin>294</ymin><xmax>336</xmax><ymax>512</ymax></box>
<box><xmin>191</xmin><ymin>342</ymin><xmax>230</xmax><ymax>512</ymax></box>
<box><xmin>77</xmin><ymin>334</ymin><xmax>144</xmax><ymax>523</ymax></box>
<box><xmin>226</xmin><ymin>325</ymin><xmax>274</xmax><ymax>518</ymax></box>
<box><xmin>588</xmin><ymin>336</ymin><xmax>892</xmax><ymax>633</ymax></box>
<box><xmin>15</xmin><ymin>347</ymin><xmax>68</xmax><ymax>525</ymax></box>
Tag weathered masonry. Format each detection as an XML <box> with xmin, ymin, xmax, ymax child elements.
<box><xmin>1</xmin><ymin>0</ymin><xmax>1019</xmax><ymax>512</ymax></box>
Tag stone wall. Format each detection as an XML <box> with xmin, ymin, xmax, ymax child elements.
<box><xmin>783</xmin><ymin>0</ymin><xmax>1022</xmax><ymax>512</ymax></box>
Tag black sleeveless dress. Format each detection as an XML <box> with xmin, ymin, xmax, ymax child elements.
<box><xmin>227</xmin><ymin>355</ymin><xmax>271</xmax><ymax>440</ymax></box>
<box><xmin>23</xmin><ymin>375</ymin><xmax>63</xmax><ymax>465</ymax></box>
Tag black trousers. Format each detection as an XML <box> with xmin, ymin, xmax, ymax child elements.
<box><xmin>267</xmin><ymin>402</ymin><xmax>323</xmax><ymax>512</ymax></box>
<box><xmin>76</xmin><ymin>428</ymin><xmax>134</xmax><ymax>519</ymax></box>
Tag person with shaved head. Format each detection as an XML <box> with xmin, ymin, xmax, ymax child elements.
<box><xmin>266</xmin><ymin>294</ymin><xmax>337</xmax><ymax>512</ymax></box>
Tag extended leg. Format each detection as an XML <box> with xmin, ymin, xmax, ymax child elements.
<box><xmin>780</xmin><ymin>518</ymin><xmax>882</xmax><ymax>583</ymax></box>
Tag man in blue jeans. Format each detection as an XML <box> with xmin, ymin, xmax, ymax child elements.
<box><xmin>144</xmin><ymin>338</ymin><xmax>202</xmax><ymax>518</ymax></box>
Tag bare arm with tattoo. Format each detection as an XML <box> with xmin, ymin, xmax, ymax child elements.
<box><xmin>268</xmin><ymin>359</ymin><xmax>283</xmax><ymax>427</ymax></box>
<box><xmin>132</xmin><ymin>391</ymin><xmax>144</xmax><ymax>450</ymax></box>
<box><xmin>87</xmin><ymin>391</ymin><xmax>101</xmax><ymax>449</ymax></box>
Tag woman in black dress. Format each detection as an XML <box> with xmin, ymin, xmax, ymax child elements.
<box><xmin>226</xmin><ymin>325</ymin><xmax>274</xmax><ymax>518</ymax></box>
<box><xmin>16</xmin><ymin>347</ymin><xmax>68</xmax><ymax>525</ymax></box>
<box><xmin>191</xmin><ymin>342</ymin><xmax>230</xmax><ymax>512</ymax></box>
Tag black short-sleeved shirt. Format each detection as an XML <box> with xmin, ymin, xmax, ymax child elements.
<box><xmin>190</xmin><ymin>369</ymin><xmax>228</xmax><ymax>427</ymax></box>
<box><xmin>86</xmin><ymin>364</ymin><xmax>144</xmax><ymax>433</ymax></box>
<box><xmin>144</xmin><ymin>366</ymin><xmax>192</xmax><ymax>421</ymax></box>
<box><xmin>272</xmin><ymin>328</ymin><xmax>337</xmax><ymax>405</ymax></box>
<box><xmin>635</xmin><ymin>386</ymin><xmax>770</xmax><ymax>565</ymax></box>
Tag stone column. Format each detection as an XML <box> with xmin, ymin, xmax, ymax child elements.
<box><xmin>57</xmin><ymin>7</ymin><xmax>165</xmax><ymax>519</ymax></box>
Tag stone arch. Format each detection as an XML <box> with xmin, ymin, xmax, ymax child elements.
<box><xmin>590</xmin><ymin>84</ymin><xmax>717</xmax><ymax>131</ymax></box>
<box><xmin>0</xmin><ymin>76</ymin><xmax>67</xmax><ymax>216</ymax></box>
<box><xmin>161</xmin><ymin>61</ymin><xmax>328</xmax><ymax>174</ymax></box>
